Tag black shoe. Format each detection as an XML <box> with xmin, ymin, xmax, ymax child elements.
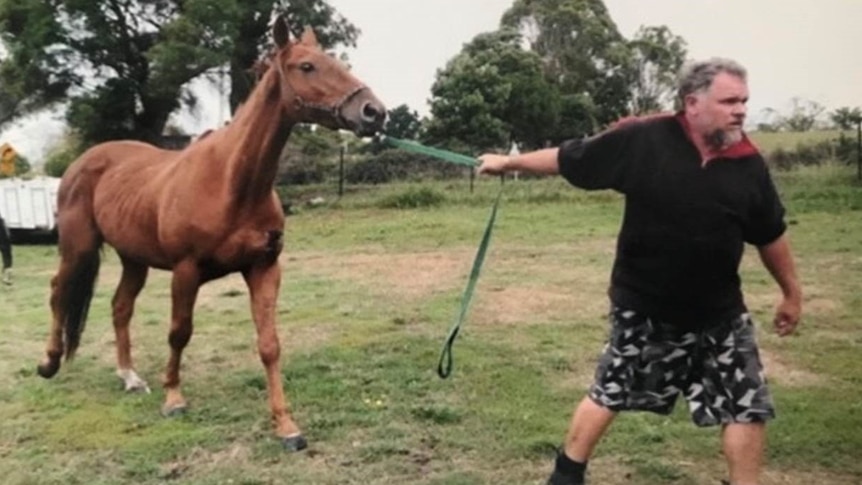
<box><xmin>546</xmin><ymin>469</ymin><xmax>584</xmax><ymax>485</ymax></box>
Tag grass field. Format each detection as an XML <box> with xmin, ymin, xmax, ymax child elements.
<box><xmin>1</xmin><ymin>163</ymin><xmax>861</xmax><ymax>484</ymax></box>
<box><xmin>749</xmin><ymin>129</ymin><xmax>847</xmax><ymax>154</ymax></box>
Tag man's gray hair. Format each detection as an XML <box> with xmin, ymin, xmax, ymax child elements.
<box><xmin>677</xmin><ymin>57</ymin><xmax>747</xmax><ymax>101</ymax></box>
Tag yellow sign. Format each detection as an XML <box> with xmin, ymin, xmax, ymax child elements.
<box><xmin>0</xmin><ymin>142</ymin><xmax>16</xmax><ymax>176</ymax></box>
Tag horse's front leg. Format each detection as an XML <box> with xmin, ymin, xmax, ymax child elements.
<box><xmin>243</xmin><ymin>261</ymin><xmax>305</xmax><ymax>451</ymax></box>
<box><xmin>161</xmin><ymin>259</ymin><xmax>200</xmax><ymax>416</ymax></box>
<box><xmin>113</xmin><ymin>257</ymin><xmax>150</xmax><ymax>392</ymax></box>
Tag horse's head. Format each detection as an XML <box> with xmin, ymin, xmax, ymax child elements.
<box><xmin>269</xmin><ymin>17</ymin><xmax>386</xmax><ymax>137</ymax></box>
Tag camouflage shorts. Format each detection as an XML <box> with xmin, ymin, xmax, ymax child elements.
<box><xmin>589</xmin><ymin>307</ymin><xmax>775</xmax><ymax>427</ymax></box>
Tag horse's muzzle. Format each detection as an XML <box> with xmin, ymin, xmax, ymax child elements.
<box><xmin>356</xmin><ymin>101</ymin><xmax>385</xmax><ymax>136</ymax></box>
<box><xmin>340</xmin><ymin>89</ymin><xmax>386</xmax><ymax>137</ymax></box>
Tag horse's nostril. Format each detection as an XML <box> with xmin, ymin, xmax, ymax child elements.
<box><xmin>362</xmin><ymin>102</ymin><xmax>383</xmax><ymax>122</ymax></box>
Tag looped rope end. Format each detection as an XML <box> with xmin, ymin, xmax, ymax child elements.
<box><xmin>375</xmin><ymin>136</ymin><xmax>503</xmax><ymax>379</ymax></box>
<box><xmin>435</xmin><ymin>187</ymin><xmax>503</xmax><ymax>379</ymax></box>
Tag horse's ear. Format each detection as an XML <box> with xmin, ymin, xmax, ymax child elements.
<box><xmin>300</xmin><ymin>26</ymin><xmax>319</xmax><ymax>47</ymax></box>
<box><xmin>273</xmin><ymin>15</ymin><xmax>290</xmax><ymax>48</ymax></box>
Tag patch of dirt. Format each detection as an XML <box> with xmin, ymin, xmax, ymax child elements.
<box><xmin>197</xmin><ymin>273</ymin><xmax>248</xmax><ymax>305</ymax></box>
<box><xmin>745</xmin><ymin>281</ymin><xmax>839</xmax><ymax>320</ymax></box>
<box><xmin>160</xmin><ymin>444</ymin><xmax>251</xmax><ymax>481</ymax></box>
<box><xmin>583</xmin><ymin>456</ymin><xmax>862</xmax><ymax>485</ymax></box>
<box><xmin>290</xmin><ymin>247</ymin><xmax>612</xmax><ymax>326</ymax></box>
<box><xmin>760</xmin><ymin>349</ymin><xmax>825</xmax><ymax>388</ymax></box>
<box><xmin>290</xmin><ymin>249</ymin><xmax>473</xmax><ymax>301</ymax></box>
<box><xmin>685</xmin><ymin>459</ymin><xmax>861</xmax><ymax>485</ymax></box>
<box><xmin>759</xmin><ymin>468</ymin><xmax>862</xmax><ymax>485</ymax></box>
<box><xmin>472</xmin><ymin>285</ymin><xmax>574</xmax><ymax>325</ymax></box>
<box><xmin>280</xmin><ymin>321</ymin><xmax>341</xmax><ymax>354</ymax></box>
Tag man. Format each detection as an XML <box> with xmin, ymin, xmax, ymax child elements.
<box><xmin>0</xmin><ymin>213</ymin><xmax>11</xmax><ymax>285</ymax></box>
<box><xmin>477</xmin><ymin>58</ymin><xmax>802</xmax><ymax>485</ymax></box>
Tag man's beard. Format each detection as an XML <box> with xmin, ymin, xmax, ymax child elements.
<box><xmin>704</xmin><ymin>127</ymin><xmax>743</xmax><ymax>151</ymax></box>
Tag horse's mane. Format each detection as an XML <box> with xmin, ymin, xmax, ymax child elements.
<box><xmin>250</xmin><ymin>48</ymin><xmax>277</xmax><ymax>82</ymax></box>
<box><xmin>196</xmin><ymin>50</ymin><xmax>278</xmax><ymax>140</ymax></box>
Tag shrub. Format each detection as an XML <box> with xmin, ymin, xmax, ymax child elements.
<box><xmin>834</xmin><ymin>135</ymin><xmax>858</xmax><ymax>164</ymax></box>
<box><xmin>346</xmin><ymin>155</ymin><xmax>404</xmax><ymax>184</ymax></box>
<box><xmin>279</xmin><ymin>162</ymin><xmax>327</xmax><ymax>185</ymax></box>
<box><xmin>377</xmin><ymin>187</ymin><xmax>445</xmax><ymax>209</ymax></box>
<box><xmin>346</xmin><ymin>148</ymin><xmax>467</xmax><ymax>184</ymax></box>
<box><xmin>43</xmin><ymin>145</ymin><xmax>83</xmax><ymax>177</ymax></box>
<box><xmin>765</xmin><ymin>138</ymin><xmax>845</xmax><ymax>170</ymax></box>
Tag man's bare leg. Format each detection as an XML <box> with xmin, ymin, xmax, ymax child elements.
<box><xmin>722</xmin><ymin>422</ymin><xmax>766</xmax><ymax>485</ymax></box>
<box><xmin>564</xmin><ymin>397</ymin><xmax>617</xmax><ymax>461</ymax></box>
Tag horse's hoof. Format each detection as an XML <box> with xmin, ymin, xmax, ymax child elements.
<box><xmin>117</xmin><ymin>369</ymin><xmax>151</xmax><ymax>394</ymax></box>
<box><xmin>124</xmin><ymin>382</ymin><xmax>151</xmax><ymax>394</ymax></box>
<box><xmin>36</xmin><ymin>360</ymin><xmax>59</xmax><ymax>379</ymax></box>
<box><xmin>161</xmin><ymin>404</ymin><xmax>188</xmax><ymax>417</ymax></box>
<box><xmin>281</xmin><ymin>434</ymin><xmax>308</xmax><ymax>452</ymax></box>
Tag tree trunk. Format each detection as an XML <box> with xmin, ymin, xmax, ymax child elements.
<box><xmin>229</xmin><ymin>15</ymin><xmax>270</xmax><ymax>114</ymax></box>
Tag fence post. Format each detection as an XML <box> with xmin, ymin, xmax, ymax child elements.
<box><xmin>856</xmin><ymin>119</ymin><xmax>861</xmax><ymax>181</ymax></box>
<box><xmin>339</xmin><ymin>144</ymin><xmax>345</xmax><ymax>197</ymax></box>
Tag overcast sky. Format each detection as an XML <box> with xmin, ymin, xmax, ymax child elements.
<box><xmin>2</xmin><ymin>0</ymin><xmax>860</xmax><ymax>162</ymax></box>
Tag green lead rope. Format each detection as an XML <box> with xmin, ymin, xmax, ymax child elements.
<box><xmin>381</xmin><ymin>136</ymin><xmax>481</xmax><ymax>168</ymax></box>
<box><xmin>436</xmin><ymin>187</ymin><xmax>502</xmax><ymax>378</ymax></box>
<box><xmin>380</xmin><ymin>136</ymin><xmax>502</xmax><ymax>378</ymax></box>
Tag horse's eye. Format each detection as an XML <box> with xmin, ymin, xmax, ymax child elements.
<box><xmin>299</xmin><ymin>62</ymin><xmax>315</xmax><ymax>73</ymax></box>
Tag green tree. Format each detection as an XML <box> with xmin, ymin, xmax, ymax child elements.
<box><xmin>627</xmin><ymin>25</ymin><xmax>687</xmax><ymax>114</ymax></box>
<box><xmin>15</xmin><ymin>153</ymin><xmax>29</xmax><ymax>175</ymax></box>
<box><xmin>501</xmin><ymin>0</ymin><xmax>633</xmax><ymax>137</ymax></box>
<box><xmin>42</xmin><ymin>130</ymin><xmax>84</xmax><ymax>177</ymax></box>
<box><xmin>0</xmin><ymin>0</ymin><xmax>238</xmax><ymax>145</ymax></box>
<box><xmin>830</xmin><ymin>107</ymin><xmax>862</xmax><ymax>130</ymax></box>
<box><xmin>0</xmin><ymin>152</ymin><xmax>30</xmax><ymax>178</ymax></box>
<box><xmin>384</xmin><ymin>104</ymin><xmax>422</xmax><ymax>140</ymax></box>
<box><xmin>424</xmin><ymin>29</ymin><xmax>559</xmax><ymax>153</ymax></box>
<box><xmin>781</xmin><ymin>98</ymin><xmax>825</xmax><ymax>132</ymax></box>
<box><xmin>276</xmin><ymin>124</ymin><xmax>347</xmax><ymax>184</ymax></box>
<box><xmin>0</xmin><ymin>1</ymin><xmax>74</xmax><ymax>130</ymax></box>
<box><xmin>227</xmin><ymin>0</ymin><xmax>359</xmax><ymax>113</ymax></box>
<box><xmin>0</xmin><ymin>0</ymin><xmax>358</xmax><ymax>147</ymax></box>
<box><xmin>829</xmin><ymin>106</ymin><xmax>862</xmax><ymax>167</ymax></box>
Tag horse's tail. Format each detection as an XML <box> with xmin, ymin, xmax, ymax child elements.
<box><xmin>62</xmin><ymin>249</ymin><xmax>101</xmax><ymax>361</ymax></box>
<box><xmin>38</xmin><ymin>148</ymin><xmax>107</xmax><ymax>378</ymax></box>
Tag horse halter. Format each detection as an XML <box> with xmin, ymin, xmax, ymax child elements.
<box><xmin>269</xmin><ymin>49</ymin><xmax>369</xmax><ymax>129</ymax></box>
<box><xmin>291</xmin><ymin>84</ymin><xmax>370</xmax><ymax>129</ymax></box>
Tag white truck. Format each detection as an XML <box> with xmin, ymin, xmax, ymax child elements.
<box><xmin>0</xmin><ymin>176</ymin><xmax>62</xmax><ymax>236</ymax></box>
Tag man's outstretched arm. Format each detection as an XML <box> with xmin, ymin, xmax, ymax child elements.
<box><xmin>477</xmin><ymin>148</ymin><xmax>560</xmax><ymax>176</ymax></box>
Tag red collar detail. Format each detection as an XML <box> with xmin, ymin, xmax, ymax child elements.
<box><xmin>675</xmin><ymin>112</ymin><xmax>759</xmax><ymax>159</ymax></box>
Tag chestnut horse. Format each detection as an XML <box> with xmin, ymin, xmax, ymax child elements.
<box><xmin>35</xmin><ymin>17</ymin><xmax>385</xmax><ymax>451</ymax></box>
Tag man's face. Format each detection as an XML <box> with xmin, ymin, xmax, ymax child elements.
<box><xmin>686</xmin><ymin>72</ymin><xmax>748</xmax><ymax>149</ymax></box>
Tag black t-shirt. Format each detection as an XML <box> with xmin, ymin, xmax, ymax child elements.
<box><xmin>557</xmin><ymin>113</ymin><xmax>786</xmax><ymax>328</ymax></box>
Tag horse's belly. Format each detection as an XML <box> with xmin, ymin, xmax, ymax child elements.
<box><xmin>103</xmin><ymin>233</ymin><xmax>172</xmax><ymax>269</ymax></box>
<box><xmin>94</xmin><ymin>197</ymin><xmax>170</xmax><ymax>267</ymax></box>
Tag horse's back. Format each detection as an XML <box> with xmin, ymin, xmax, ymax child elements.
<box><xmin>68</xmin><ymin>140</ymin><xmax>176</xmax><ymax>176</ymax></box>
<box><xmin>59</xmin><ymin>140</ymin><xmax>179</xmax><ymax>203</ymax></box>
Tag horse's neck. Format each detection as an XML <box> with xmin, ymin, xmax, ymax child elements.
<box><xmin>221</xmin><ymin>70</ymin><xmax>295</xmax><ymax>205</ymax></box>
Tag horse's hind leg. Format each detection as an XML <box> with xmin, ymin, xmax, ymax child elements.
<box><xmin>161</xmin><ymin>259</ymin><xmax>200</xmax><ymax>416</ymax></box>
<box><xmin>113</xmin><ymin>257</ymin><xmax>150</xmax><ymax>392</ymax></box>
<box><xmin>243</xmin><ymin>261</ymin><xmax>305</xmax><ymax>451</ymax></box>
<box><xmin>37</xmin><ymin>209</ymin><xmax>101</xmax><ymax>378</ymax></box>
<box><xmin>37</xmin><ymin>262</ymin><xmax>74</xmax><ymax>377</ymax></box>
